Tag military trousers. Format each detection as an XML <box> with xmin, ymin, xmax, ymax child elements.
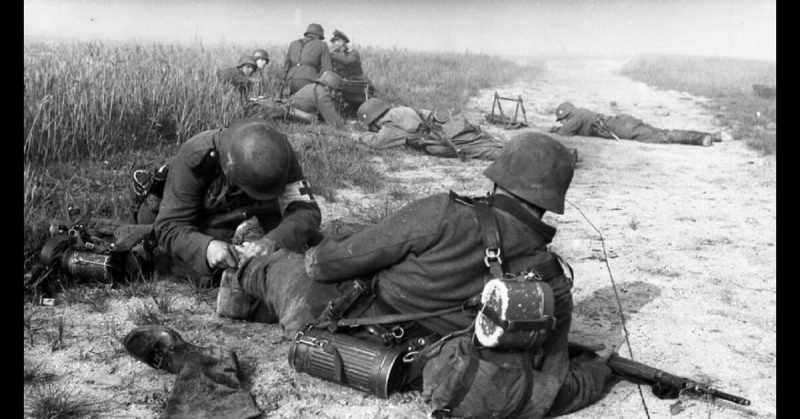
<box><xmin>546</xmin><ymin>354</ymin><xmax>616</xmax><ymax>416</ymax></box>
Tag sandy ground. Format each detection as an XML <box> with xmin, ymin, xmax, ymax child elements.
<box><xmin>24</xmin><ymin>59</ymin><xmax>776</xmax><ymax>419</ymax></box>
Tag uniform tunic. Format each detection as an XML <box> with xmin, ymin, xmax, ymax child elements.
<box><xmin>216</xmin><ymin>67</ymin><xmax>253</xmax><ymax>96</ymax></box>
<box><xmin>289</xmin><ymin>83</ymin><xmax>344</xmax><ymax>126</ymax></box>
<box><xmin>556</xmin><ymin>107</ymin><xmax>710</xmax><ymax>145</ymax></box>
<box><xmin>330</xmin><ymin>48</ymin><xmax>365</xmax><ymax>79</ymax></box>
<box><xmin>284</xmin><ymin>36</ymin><xmax>332</xmax><ymax>95</ymax></box>
<box><xmin>358</xmin><ymin>106</ymin><xmax>425</xmax><ymax>148</ymax></box>
<box><xmin>154</xmin><ymin>128</ymin><xmax>321</xmax><ymax>278</ymax></box>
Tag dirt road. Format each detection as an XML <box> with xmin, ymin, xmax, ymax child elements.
<box><xmin>24</xmin><ymin>59</ymin><xmax>776</xmax><ymax>418</ymax></box>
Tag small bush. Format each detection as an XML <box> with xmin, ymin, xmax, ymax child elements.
<box><xmin>127</xmin><ymin>299</ymin><xmax>164</xmax><ymax>325</ymax></box>
<box><xmin>25</xmin><ymin>384</ymin><xmax>98</xmax><ymax>419</ymax></box>
<box><xmin>24</xmin><ymin>360</ymin><xmax>55</xmax><ymax>385</ymax></box>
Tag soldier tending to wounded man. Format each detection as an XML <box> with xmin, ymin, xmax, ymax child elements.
<box><xmin>125</xmin><ymin>127</ymin><xmax>621</xmax><ymax>418</ymax></box>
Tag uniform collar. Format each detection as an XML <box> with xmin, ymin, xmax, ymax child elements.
<box><xmin>488</xmin><ymin>194</ymin><xmax>556</xmax><ymax>242</ymax></box>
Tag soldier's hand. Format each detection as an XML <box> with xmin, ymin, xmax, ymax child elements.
<box><xmin>238</xmin><ymin>237</ymin><xmax>278</xmax><ymax>269</ymax></box>
<box><xmin>206</xmin><ymin>240</ymin><xmax>240</xmax><ymax>270</ymax></box>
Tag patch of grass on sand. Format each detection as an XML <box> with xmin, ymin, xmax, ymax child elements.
<box><xmin>25</xmin><ymin>384</ymin><xmax>100</xmax><ymax>419</ymax></box>
<box><xmin>621</xmin><ymin>54</ymin><xmax>776</xmax><ymax>155</ymax></box>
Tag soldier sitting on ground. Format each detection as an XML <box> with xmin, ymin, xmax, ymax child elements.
<box><xmin>353</xmin><ymin>98</ymin><xmax>505</xmax><ymax>161</ymax></box>
<box><xmin>250</xmin><ymin>48</ymin><xmax>272</xmax><ymax>97</ymax></box>
<box><xmin>329</xmin><ymin>29</ymin><xmax>375</xmax><ymax>115</ymax></box>
<box><xmin>550</xmin><ymin>101</ymin><xmax>721</xmax><ymax>146</ymax></box>
<box><xmin>283</xmin><ymin>23</ymin><xmax>333</xmax><ymax>96</ymax></box>
<box><xmin>124</xmin><ymin>133</ymin><xmax>619</xmax><ymax>418</ymax></box>
<box><xmin>217</xmin><ymin>55</ymin><xmax>259</xmax><ymax>97</ymax></box>
<box><xmin>135</xmin><ymin>119</ymin><xmax>322</xmax><ymax>287</ymax></box>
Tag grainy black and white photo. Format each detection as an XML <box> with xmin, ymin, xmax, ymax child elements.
<box><xmin>24</xmin><ymin>0</ymin><xmax>776</xmax><ymax>418</ymax></box>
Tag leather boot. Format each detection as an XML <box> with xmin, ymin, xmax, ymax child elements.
<box><xmin>216</xmin><ymin>268</ymin><xmax>259</xmax><ymax>320</ymax></box>
<box><xmin>123</xmin><ymin>325</ymin><xmax>234</xmax><ymax>374</ymax></box>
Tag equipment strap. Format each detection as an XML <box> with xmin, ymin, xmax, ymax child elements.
<box><xmin>472</xmin><ymin>200</ymin><xmax>505</xmax><ymax>278</ymax></box>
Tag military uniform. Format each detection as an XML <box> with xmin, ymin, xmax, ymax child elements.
<box><xmin>331</xmin><ymin>48</ymin><xmax>364</xmax><ymax>80</ymax></box>
<box><xmin>358</xmin><ymin>107</ymin><xmax>504</xmax><ymax>161</ymax></box>
<box><xmin>154</xmin><ymin>127</ymin><xmax>321</xmax><ymax>281</ymax></box>
<box><xmin>284</xmin><ymin>36</ymin><xmax>332</xmax><ymax>95</ymax></box>
<box><xmin>238</xmin><ymin>192</ymin><xmax>612</xmax><ymax>416</ymax></box>
<box><xmin>217</xmin><ymin>67</ymin><xmax>253</xmax><ymax>96</ymax></box>
<box><xmin>556</xmin><ymin>106</ymin><xmax>713</xmax><ymax>146</ymax></box>
<box><xmin>289</xmin><ymin>82</ymin><xmax>344</xmax><ymax>126</ymax></box>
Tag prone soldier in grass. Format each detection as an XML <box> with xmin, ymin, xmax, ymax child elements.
<box><xmin>550</xmin><ymin>101</ymin><xmax>721</xmax><ymax>146</ymax></box>
<box><xmin>353</xmin><ymin>98</ymin><xmax>505</xmax><ymax>161</ymax></box>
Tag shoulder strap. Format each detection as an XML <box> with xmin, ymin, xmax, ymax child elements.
<box><xmin>472</xmin><ymin>200</ymin><xmax>504</xmax><ymax>278</ymax></box>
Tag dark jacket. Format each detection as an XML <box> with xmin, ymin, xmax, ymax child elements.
<box><xmin>555</xmin><ymin>108</ymin><xmax>600</xmax><ymax>137</ymax></box>
<box><xmin>284</xmin><ymin>36</ymin><xmax>332</xmax><ymax>94</ymax></box>
<box><xmin>306</xmin><ymin>192</ymin><xmax>559</xmax><ymax>336</ymax></box>
<box><xmin>330</xmin><ymin>48</ymin><xmax>364</xmax><ymax>79</ymax></box>
<box><xmin>154</xmin><ymin>128</ymin><xmax>321</xmax><ymax>277</ymax></box>
<box><xmin>217</xmin><ymin>67</ymin><xmax>253</xmax><ymax>96</ymax></box>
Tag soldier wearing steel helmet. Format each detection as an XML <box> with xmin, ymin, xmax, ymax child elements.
<box><xmin>151</xmin><ymin>119</ymin><xmax>322</xmax><ymax>286</ymax></box>
<box><xmin>250</xmin><ymin>48</ymin><xmax>272</xmax><ymax>96</ymax></box>
<box><xmin>354</xmin><ymin>98</ymin><xmax>505</xmax><ymax>161</ymax></box>
<box><xmin>217</xmin><ymin>55</ymin><xmax>259</xmax><ymax>96</ymax></box>
<box><xmin>283</xmin><ymin>23</ymin><xmax>333</xmax><ymax>96</ymax></box>
<box><xmin>125</xmin><ymin>133</ymin><xmax>615</xmax><ymax>417</ymax></box>
<box><xmin>287</xmin><ymin>70</ymin><xmax>345</xmax><ymax>125</ymax></box>
<box><xmin>551</xmin><ymin>101</ymin><xmax>720</xmax><ymax>146</ymax></box>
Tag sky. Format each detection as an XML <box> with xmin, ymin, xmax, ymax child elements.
<box><xmin>23</xmin><ymin>0</ymin><xmax>776</xmax><ymax>61</ymax></box>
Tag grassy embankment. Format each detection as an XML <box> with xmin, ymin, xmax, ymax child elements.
<box><xmin>24</xmin><ymin>40</ymin><xmax>541</xmax><ymax>267</ymax></box>
<box><xmin>620</xmin><ymin>54</ymin><xmax>776</xmax><ymax>155</ymax></box>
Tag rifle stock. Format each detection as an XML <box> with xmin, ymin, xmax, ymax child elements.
<box><xmin>568</xmin><ymin>342</ymin><xmax>751</xmax><ymax>407</ymax></box>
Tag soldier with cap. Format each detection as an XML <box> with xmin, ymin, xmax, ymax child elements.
<box><xmin>125</xmin><ymin>133</ymin><xmax>617</xmax><ymax>418</ymax></box>
<box><xmin>354</xmin><ymin>98</ymin><xmax>505</xmax><ymax>161</ymax></box>
<box><xmin>147</xmin><ymin>119</ymin><xmax>322</xmax><ymax>286</ymax></box>
<box><xmin>217</xmin><ymin>55</ymin><xmax>259</xmax><ymax>96</ymax></box>
<box><xmin>551</xmin><ymin>101</ymin><xmax>721</xmax><ymax>146</ymax></box>
<box><xmin>329</xmin><ymin>29</ymin><xmax>375</xmax><ymax>113</ymax></box>
<box><xmin>283</xmin><ymin>23</ymin><xmax>333</xmax><ymax>96</ymax></box>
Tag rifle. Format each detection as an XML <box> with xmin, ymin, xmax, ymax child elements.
<box><xmin>568</xmin><ymin>342</ymin><xmax>751</xmax><ymax>407</ymax></box>
<box><xmin>419</xmin><ymin>109</ymin><xmax>468</xmax><ymax>162</ymax></box>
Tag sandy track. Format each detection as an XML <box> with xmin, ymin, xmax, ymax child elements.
<box><xmin>24</xmin><ymin>59</ymin><xmax>775</xmax><ymax>419</ymax></box>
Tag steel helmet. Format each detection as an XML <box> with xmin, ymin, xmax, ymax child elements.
<box><xmin>304</xmin><ymin>23</ymin><xmax>325</xmax><ymax>39</ymax></box>
<box><xmin>483</xmin><ymin>132</ymin><xmax>574</xmax><ymax>214</ymax></box>
<box><xmin>357</xmin><ymin>98</ymin><xmax>391</xmax><ymax>126</ymax></box>
<box><xmin>555</xmin><ymin>102</ymin><xmax>576</xmax><ymax>121</ymax></box>
<box><xmin>237</xmin><ymin>55</ymin><xmax>257</xmax><ymax>69</ymax></box>
<box><xmin>253</xmin><ymin>49</ymin><xmax>270</xmax><ymax>63</ymax></box>
<box><xmin>317</xmin><ymin>71</ymin><xmax>343</xmax><ymax>90</ymax></box>
<box><xmin>218</xmin><ymin>120</ymin><xmax>292</xmax><ymax>200</ymax></box>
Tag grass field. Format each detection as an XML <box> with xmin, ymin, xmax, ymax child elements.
<box><xmin>620</xmin><ymin>54</ymin><xmax>776</xmax><ymax>155</ymax></box>
<box><xmin>23</xmin><ymin>39</ymin><xmax>541</xmax><ymax>266</ymax></box>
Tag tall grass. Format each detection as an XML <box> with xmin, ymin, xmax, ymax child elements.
<box><xmin>620</xmin><ymin>54</ymin><xmax>776</xmax><ymax>155</ymax></box>
<box><xmin>23</xmin><ymin>39</ymin><xmax>540</xmax><ymax>262</ymax></box>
